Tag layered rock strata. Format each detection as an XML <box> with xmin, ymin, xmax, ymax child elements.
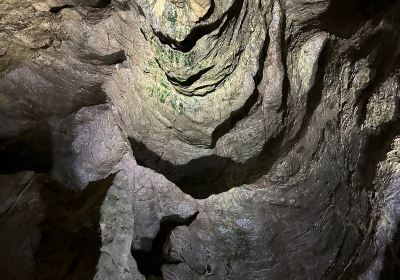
<box><xmin>0</xmin><ymin>0</ymin><xmax>400</xmax><ymax>279</ymax></box>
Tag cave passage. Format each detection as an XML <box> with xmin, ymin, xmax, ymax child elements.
<box><xmin>131</xmin><ymin>212</ymin><xmax>199</xmax><ymax>279</ymax></box>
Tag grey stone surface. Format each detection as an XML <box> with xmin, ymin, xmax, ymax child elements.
<box><xmin>0</xmin><ymin>0</ymin><xmax>399</xmax><ymax>279</ymax></box>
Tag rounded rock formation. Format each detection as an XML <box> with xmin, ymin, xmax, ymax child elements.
<box><xmin>0</xmin><ymin>0</ymin><xmax>400</xmax><ymax>279</ymax></box>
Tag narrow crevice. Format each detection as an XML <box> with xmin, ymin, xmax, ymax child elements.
<box><xmin>277</xmin><ymin>5</ymin><xmax>291</xmax><ymax>123</ymax></box>
<box><xmin>84</xmin><ymin>50</ymin><xmax>127</xmax><ymax>65</ymax></box>
<box><xmin>153</xmin><ymin>0</ymin><xmax>244</xmax><ymax>53</ymax></box>
<box><xmin>103</xmin><ymin>50</ymin><xmax>127</xmax><ymax>65</ymax></box>
<box><xmin>90</xmin><ymin>0</ymin><xmax>112</xmax><ymax>9</ymax></box>
<box><xmin>131</xmin><ymin>212</ymin><xmax>199</xmax><ymax>279</ymax></box>
<box><xmin>210</xmin><ymin>86</ymin><xmax>260</xmax><ymax>147</ymax></box>
<box><xmin>49</xmin><ymin>5</ymin><xmax>74</xmax><ymax>14</ymax></box>
<box><xmin>49</xmin><ymin>0</ymin><xmax>113</xmax><ymax>13</ymax></box>
<box><xmin>198</xmin><ymin>0</ymin><xmax>215</xmax><ymax>22</ymax></box>
<box><xmin>167</xmin><ymin>48</ymin><xmax>245</xmax><ymax>97</ymax></box>
<box><xmin>166</xmin><ymin>65</ymin><xmax>214</xmax><ymax>88</ymax></box>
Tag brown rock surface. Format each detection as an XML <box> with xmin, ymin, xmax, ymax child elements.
<box><xmin>0</xmin><ymin>0</ymin><xmax>399</xmax><ymax>279</ymax></box>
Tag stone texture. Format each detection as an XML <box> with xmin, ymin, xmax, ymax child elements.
<box><xmin>0</xmin><ymin>0</ymin><xmax>400</xmax><ymax>280</ymax></box>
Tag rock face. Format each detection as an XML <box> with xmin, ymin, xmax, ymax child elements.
<box><xmin>0</xmin><ymin>0</ymin><xmax>400</xmax><ymax>279</ymax></box>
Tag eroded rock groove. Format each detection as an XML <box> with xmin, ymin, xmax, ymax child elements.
<box><xmin>0</xmin><ymin>0</ymin><xmax>400</xmax><ymax>279</ymax></box>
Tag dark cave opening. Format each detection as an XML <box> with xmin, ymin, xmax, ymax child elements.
<box><xmin>0</xmin><ymin>127</ymin><xmax>53</xmax><ymax>174</ymax></box>
<box><xmin>131</xmin><ymin>212</ymin><xmax>199</xmax><ymax>279</ymax></box>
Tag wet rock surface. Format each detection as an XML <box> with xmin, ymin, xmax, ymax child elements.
<box><xmin>0</xmin><ymin>0</ymin><xmax>400</xmax><ymax>279</ymax></box>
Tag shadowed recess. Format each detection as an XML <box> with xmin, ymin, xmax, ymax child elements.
<box><xmin>33</xmin><ymin>174</ymin><xmax>116</xmax><ymax>280</ymax></box>
<box><xmin>153</xmin><ymin>0</ymin><xmax>243</xmax><ymax>52</ymax></box>
<box><xmin>0</xmin><ymin>127</ymin><xmax>53</xmax><ymax>174</ymax></box>
<box><xmin>316</xmin><ymin>0</ymin><xmax>400</xmax><ymax>38</ymax></box>
<box><xmin>131</xmin><ymin>212</ymin><xmax>199</xmax><ymax>279</ymax></box>
<box><xmin>380</xmin><ymin>220</ymin><xmax>400</xmax><ymax>280</ymax></box>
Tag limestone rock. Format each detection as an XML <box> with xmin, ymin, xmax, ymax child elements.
<box><xmin>0</xmin><ymin>0</ymin><xmax>400</xmax><ymax>279</ymax></box>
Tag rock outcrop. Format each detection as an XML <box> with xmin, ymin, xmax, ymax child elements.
<box><xmin>0</xmin><ymin>0</ymin><xmax>400</xmax><ymax>279</ymax></box>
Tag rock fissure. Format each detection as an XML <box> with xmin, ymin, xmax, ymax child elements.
<box><xmin>1</xmin><ymin>0</ymin><xmax>400</xmax><ymax>279</ymax></box>
<box><xmin>131</xmin><ymin>212</ymin><xmax>199</xmax><ymax>279</ymax></box>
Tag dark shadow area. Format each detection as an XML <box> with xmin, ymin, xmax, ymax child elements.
<box><xmin>131</xmin><ymin>212</ymin><xmax>199</xmax><ymax>279</ymax></box>
<box><xmin>49</xmin><ymin>0</ymin><xmax>113</xmax><ymax>14</ymax></box>
<box><xmin>33</xmin><ymin>174</ymin><xmax>115</xmax><ymax>280</ymax></box>
<box><xmin>380</xmin><ymin>220</ymin><xmax>400</xmax><ymax>279</ymax></box>
<box><xmin>361</xmin><ymin>0</ymin><xmax>399</xmax><ymax>17</ymax></box>
<box><xmin>277</xmin><ymin>7</ymin><xmax>290</xmax><ymax>122</ymax></box>
<box><xmin>49</xmin><ymin>5</ymin><xmax>74</xmax><ymax>14</ymax></box>
<box><xmin>129</xmin><ymin>130</ymin><xmax>284</xmax><ymax>199</ymax></box>
<box><xmin>0</xmin><ymin>126</ymin><xmax>53</xmax><ymax>174</ymax></box>
<box><xmin>83</xmin><ymin>0</ymin><xmax>112</xmax><ymax>8</ymax></box>
<box><xmin>198</xmin><ymin>0</ymin><xmax>215</xmax><ymax>22</ymax></box>
<box><xmin>166</xmin><ymin>65</ymin><xmax>215</xmax><ymax>89</ymax></box>
<box><xmin>85</xmin><ymin>50</ymin><xmax>127</xmax><ymax>66</ymax></box>
<box><xmin>94</xmin><ymin>0</ymin><xmax>112</xmax><ymax>8</ymax></box>
<box><xmin>153</xmin><ymin>0</ymin><xmax>242</xmax><ymax>52</ymax></box>
<box><xmin>315</xmin><ymin>0</ymin><xmax>400</xmax><ymax>38</ymax></box>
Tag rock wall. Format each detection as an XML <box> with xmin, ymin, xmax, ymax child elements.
<box><xmin>0</xmin><ymin>0</ymin><xmax>399</xmax><ymax>279</ymax></box>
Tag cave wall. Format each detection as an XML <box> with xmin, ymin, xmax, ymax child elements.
<box><xmin>0</xmin><ymin>0</ymin><xmax>400</xmax><ymax>279</ymax></box>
